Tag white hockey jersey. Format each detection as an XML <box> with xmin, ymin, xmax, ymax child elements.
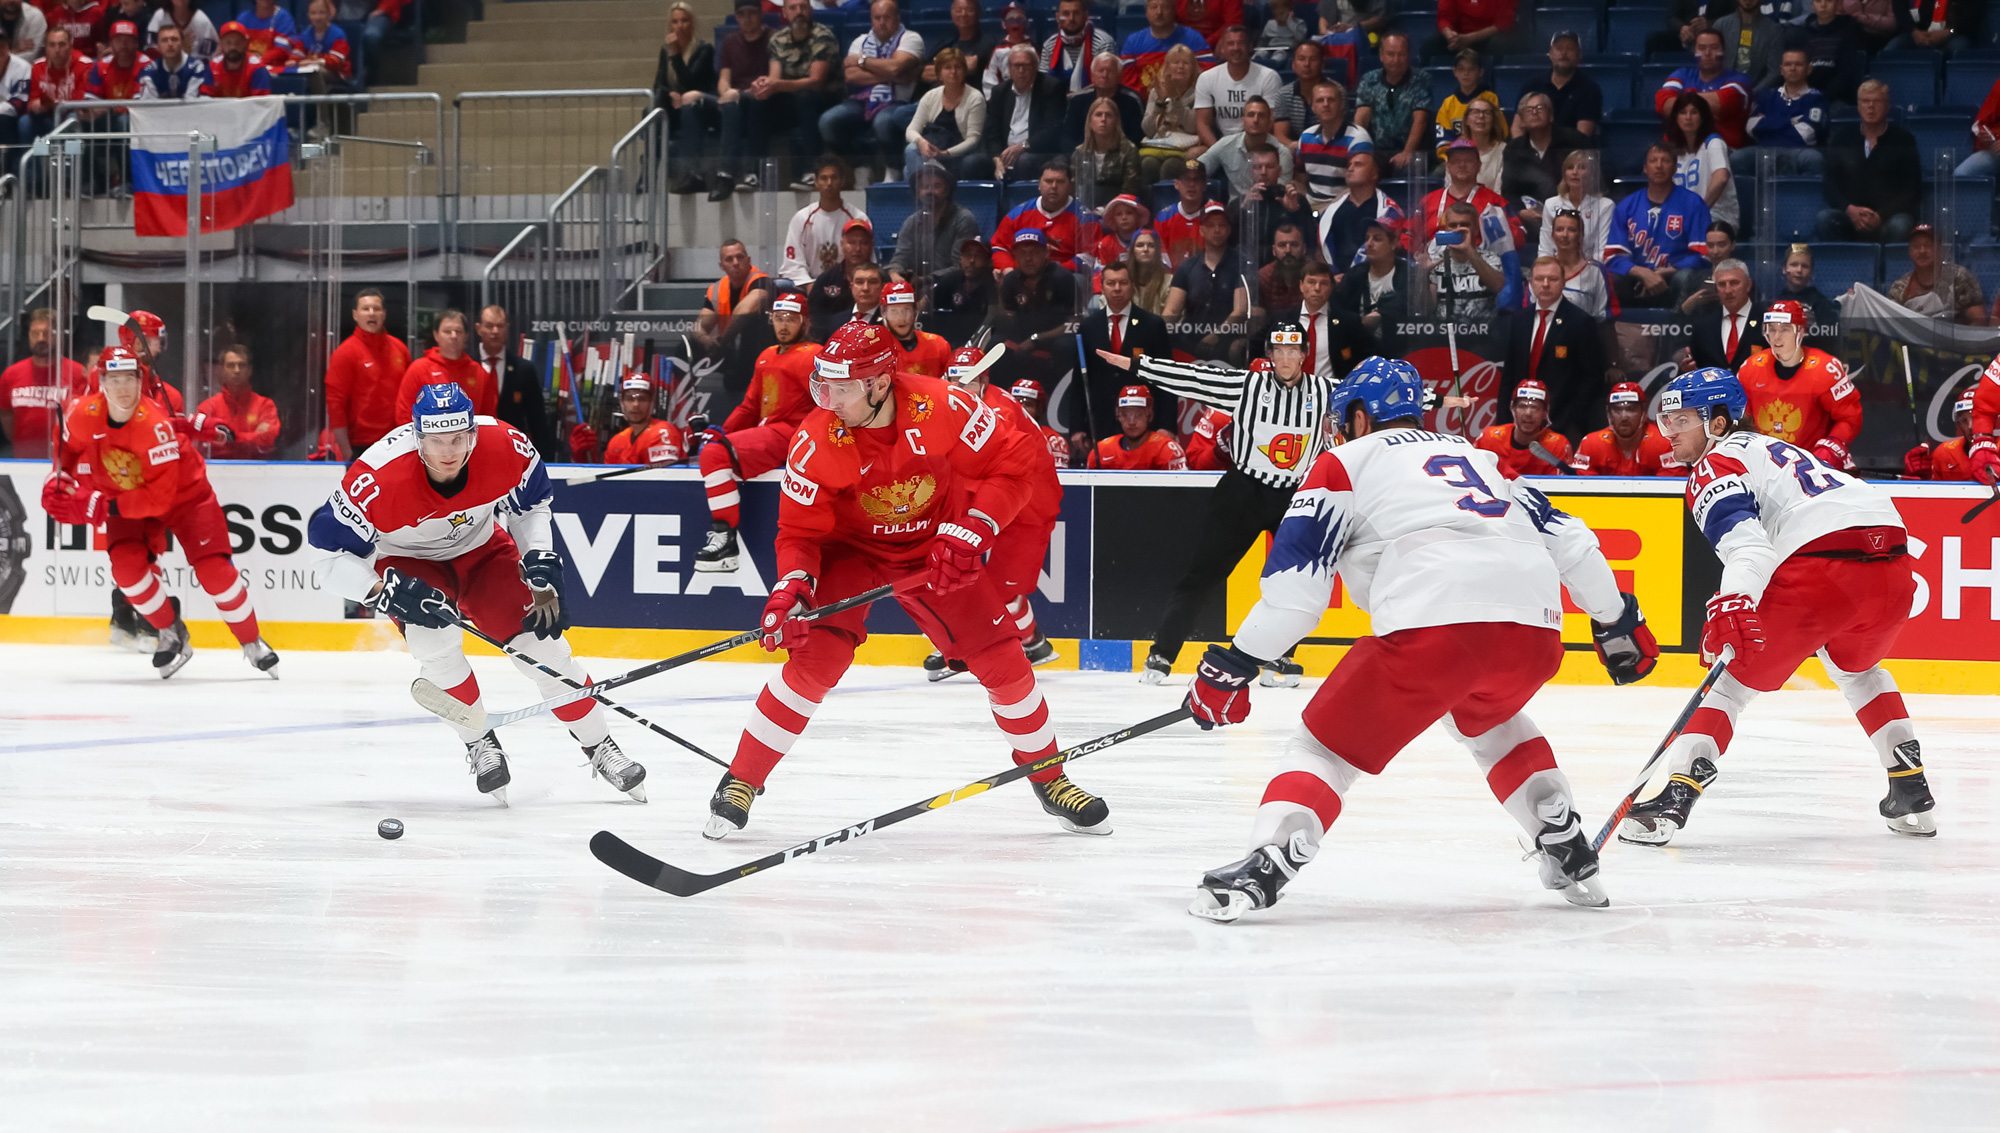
<box><xmin>1233</xmin><ymin>427</ymin><xmax>1625</xmax><ymax>660</ymax></box>
<box><xmin>1686</xmin><ymin>429</ymin><xmax>1906</xmax><ymax>602</ymax></box>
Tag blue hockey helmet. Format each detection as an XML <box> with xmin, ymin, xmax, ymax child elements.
<box><xmin>1331</xmin><ymin>356</ymin><xmax>1426</xmax><ymax>431</ymax></box>
<box><xmin>412</xmin><ymin>382</ymin><xmax>477</xmax><ymax>434</ymax></box>
<box><xmin>1658</xmin><ymin>367</ymin><xmax>1747</xmax><ymax>422</ymax></box>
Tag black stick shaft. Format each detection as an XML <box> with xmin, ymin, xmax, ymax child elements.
<box><xmin>592</xmin><ymin>707</ymin><xmax>1194</xmax><ymax>897</ymax></box>
<box><xmin>585</xmin><ymin>582</ymin><xmax>898</xmax><ymax>699</ymax></box>
<box><xmin>1962</xmin><ymin>481</ymin><xmax>2000</xmax><ymax>524</ymax></box>
<box><xmin>1591</xmin><ymin>654</ymin><xmax>1733</xmax><ymax>852</ymax></box>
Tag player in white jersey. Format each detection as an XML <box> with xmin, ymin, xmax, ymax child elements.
<box><xmin>1183</xmin><ymin>358</ymin><xmax>1660</xmax><ymax>922</ymax></box>
<box><xmin>305</xmin><ymin>384</ymin><xmax>647</xmax><ymax>806</ymax></box>
<box><xmin>1619</xmin><ymin>367</ymin><xmax>1936</xmax><ymax>844</ymax></box>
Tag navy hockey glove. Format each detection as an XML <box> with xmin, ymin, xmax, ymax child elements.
<box><xmin>520</xmin><ymin>549</ymin><xmax>569</xmax><ymax>639</ymax></box>
<box><xmin>1188</xmin><ymin>644</ymin><xmax>1261</xmax><ymax>730</ymax></box>
<box><xmin>371</xmin><ymin>567</ymin><xmax>458</xmax><ymax>630</ymax></box>
<box><xmin>1591</xmin><ymin>592</ymin><xmax>1659</xmax><ymax>686</ymax></box>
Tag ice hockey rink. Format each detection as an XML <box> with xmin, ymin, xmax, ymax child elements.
<box><xmin>3</xmin><ymin>642</ymin><xmax>1997</xmax><ymax>1131</ymax></box>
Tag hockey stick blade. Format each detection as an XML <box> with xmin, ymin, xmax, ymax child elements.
<box><xmin>1528</xmin><ymin>440</ymin><xmax>1577</xmax><ymax>475</ymax></box>
<box><xmin>1591</xmin><ymin>647</ymin><xmax>1733</xmax><ymax>852</ymax></box>
<box><xmin>412</xmin><ymin>675</ymin><xmax>487</xmax><ymax>731</ymax></box>
<box><xmin>592</xmin><ymin>706</ymin><xmax>1194</xmax><ymax>896</ymax></box>
<box><xmin>1962</xmin><ymin>483</ymin><xmax>2000</xmax><ymax>525</ymax></box>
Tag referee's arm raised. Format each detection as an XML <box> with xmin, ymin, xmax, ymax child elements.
<box><xmin>1093</xmin><ymin>349</ymin><xmax>1247</xmax><ymax>410</ymax></box>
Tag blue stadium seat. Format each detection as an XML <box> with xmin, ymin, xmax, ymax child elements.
<box><xmin>1807</xmin><ymin>243</ymin><xmax>1881</xmax><ymax>299</ymax></box>
<box><xmin>1003</xmin><ymin>179</ymin><xmax>1041</xmax><ymax>214</ymax></box>
<box><xmin>1945</xmin><ymin>57</ymin><xmax>2000</xmax><ymax>109</ymax></box>
<box><xmin>1150</xmin><ymin>180</ymin><xmax>1177</xmax><ymax>217</ymax></box>
<box><xmin>1907</xmin><ymin>115</ymin><xmax>1973</xmax><ymax>160</ymax></box>
<box><xmin>1493</xmin><ymin>64</ymin><xmax>1539</xmax><ymax>111</ymax></box>
<box><xmin>1532</xmin><ymin>8</ymin><xmax>1601</xmax><ymax>54</ymax></box>
<box><xmin>1391</xmin><ymin>9</ymin><xmax>1437</xmax><ymax>51</ymax></box>
<box><xmin>1604</xmin><ymin>8</ymin><xmax>1661</xmax><ymax>58</ymax></box>
<box><xmin>1963</xmin><ymin>242</ymin><xmax>2000</xmax><ymax>306</ymax></box>
<box><xmin>1867</xmin><ymin>54</ymin><xmax>1942</xmax><ymax>109</ymax></box>
<box><xmin>956</xmin><ymin>180</ymin><xmax>1003</xmax><ymax>229</ymax></box>
<box><xmin>1639</xmin><ymin>62</ymin><xmax>1679</xmax><ymax>103</ymax></box>
<box><xmin>1581</xmin><ymin>60</ymin><xmax>1637</xmax><ymax>113</ymax></box>
<box><xmin>1772</xmin><ymin>176</ymin><xmax>1824</xmax><ymax>240</ymax></box>
<box><xmin>1600</xmin><ymin>115</ymin><xmax>1662</xmax><ymax>176</ymax></box>
<box><xmin>1920</xmin><ymin>178</ymin><xmax>1997</xmax><ymax>245</ymax></box>
<box><xmin>865</xmin><ymin>183</ymin><xmax>917</xmax><ymax>261</ymax></box>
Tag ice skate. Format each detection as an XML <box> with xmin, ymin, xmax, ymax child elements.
<box><xmin>583</xmin><ymin>735</ymin><xmax>647</xmax><ymax>803</ymax></box>
<box><xmin>1189</xmin><ymin>832</ymin><xmax>1314</xmax><ymax>922</ymax></box>
<box><xmin>242</xmin><ymin>638</ymin><xmax>281</xmax><ymax>678</ymax></box>
<box><xmin>705</xmin><ymin>771</ymin><xmax>757</xmax><ymax>839</ymax></box>
<box><xmin>1531</xmin><ymin>802</ymin><xmax>1610</xmax><ymax>908</ymax></box>
<box><xmin>1030</xmin><ymin>772</ymin><xmax>1111</xmax><ymax>834</ymax></box>
<box><xmin>1881</xmin><ymin>740</ymin><xmax>1936</xmax><ymax>837</ymax></box>
<box><xmin>1617</xmin><ymin>757</ymin><xmax>1717</xmax><ymax>846</ymax></box>
<box><xmin>1023</xmin><ymin>634</ymin><xmax>1058</xmax><ymax>667</ymax></box>
<box><xmin>1139</xmin><ymin>653</ymin><xmax>1172</xmax><ymax>684</ymax></box>
<box><xmin>695</xmin><ymin>522</ymin><xmax>740</xmax><ymax>572</ymax></box>
<box><xmin>923</xmin><ymin>650</ymin><xmax>967</xmax><ymax>682</ymax></box>
<box><xmin>110</xmin><ymin>591</ymin><xmax>167</xmax><ymax>652</ymax></box>
<box><xmin>1259</xmin><ymin>655</ymin><xmax>1303</xmax><ymax>688</ymax></box>
<box><xmin>464</xmin><ymin>731</ymin><xmax>511</xmax><ymax>805</ymax></box>
<box><xmin>152</xmin><ymin>612</ymin><xmax>193</xmax><ymax>679</ymax></box>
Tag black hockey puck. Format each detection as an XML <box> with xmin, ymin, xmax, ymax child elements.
<box><xmin>378</xmin><ymin>818</ymin><xmax>405</xmax><ymax>840</ymax></box>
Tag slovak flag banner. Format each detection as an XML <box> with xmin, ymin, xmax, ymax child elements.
<box><xmin>128</xmin><ymin>98</ymin><xmax>294</xmax><ymax>237</ymax></box>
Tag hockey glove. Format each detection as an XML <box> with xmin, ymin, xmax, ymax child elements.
<box><xmin>1591</xmin><ymin>592</ymin><xmax>1659</xmax><ymax>686</ymax></box>
<box><xmin>520</xmin><ymin>549</ymin><xmax>568</xmax><ymax>639</ymax></box>
<box><xmin>1188</xmin><ymin>644</ymin><xmax>1261</xmax><ymax>730</ymax></box>
<box><xmin>190</xmin><ymin>412</ymin><xmax>235</xmax><ymax>447</ymax></box>
<box><xmin>927</xmin><ymin>519</ymin><xmax>992</xmax><ymax>594</ymax></box>
<box><xmin>568</xmin><ymin>424</ymin><xmax>599</xmax><ymax>462</ymax></box>
<box><xmin>1903</xmin><ymin>442</ymin><xmax>1933</xmax><ymax>480</ymax></box>
<box><xmin>1701</xmin><ymin>593</ymin><xmax>1765</xmax><ymax>665</ymax></box>
<box><xmin>760</xmin><ymin>571</ymin><xmax>816</xmax><ymax>652</ymax></box>
<box><xmin>1811</xmin><ymin>437</ymin><xmax>1852</xmax><ymax>471</ymax></box>
<box><xmin>41</xmin><ymin>473</ymin><xmax>109</xmax><ymax>525</ymax></box>
<box><xmin>1969</xmin><ymin>437</ymin><xmax>2000</xmax><ymax>485</ymax></box>
<box><xmin>371</xmin><ymin>567</ymin><xmax>459</xmax><ymax>630</ymax></box>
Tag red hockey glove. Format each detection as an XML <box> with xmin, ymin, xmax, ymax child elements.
<box><xmin>1970</xmin><ymin>437</ymin><xmax>2000</xmax><ymax>485</ymax></box>
<box><xmin>1902</xmin><ymin>443</ymin><xmax>1933</xmax><ymax>480</ymax></box>
<box><xmin>1187</xmin><ymin>644</ymin><xmax>1260</xmax><ymax>730</ymax></box>
<box><xmin>926</xmin><ymin>519</ymin><xmax>992</xmax><ymax>594</ymax></box>
<box><xmin>1702</xmin><ymin>593</ymin><xmax>1765</xmax><ymax>665</ymax></box>
<box><xmin>190</xmin><ymin>412</ymin><xmax>235</xmax><ymax>446</ymax></box>
<box><xmin>569</xmin><ymin>424</ymin><xmax>599</xmax><ymax>462</ymax></box>
<box><xmin>760</xmin><ymin>571</ymin><xmax>816</xmax><ymax>652</ymax></box>
<box><xmin>1811</xmin><ymin>437</ymin><xmax>1852</xmax><ymax>471</ymax></box>
<box><xmin>41</xmin><ymin>473</ymin><xmax>108</xmax><ymax>525</ymax></box>
<box><xmin>1591</xmin><ymin>592</ymin><xmax>1659</xmax><ymax>685</ymax></box>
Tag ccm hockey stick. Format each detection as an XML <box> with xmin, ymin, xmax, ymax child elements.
<box><xmin>591</xmin><ymin>706</ymin><xmax>1194</xmax><ymax>896</ymax></box>
<box><xmin>1591</xmin><ymin>646</ymin><xmax>1734</xmax><ymax>852</ymax></box>
<box><xmin>411</xmin><ymin>582</ymin><xmax>905</xmax><ymax>732</ymax></box>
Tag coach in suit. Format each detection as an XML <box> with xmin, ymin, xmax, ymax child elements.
<box><xmin>1502</xmin><ymin>257</ymin><xmax>1606</xmax><ymax>439</ymax></box>
<box><xmin>476</xmin><ymin>304</ymin><xmax>560</xmax><ymax>460</ymax></box>
<box><xmin>1688</xmin><ymin>259</ymin><xmax>1765</xmax><ymax>373</ymax></box>
<box><xmin>983</xmin><ymin>45</ymin><xmax>1069</xmax><ymax>182</ymax></box>
<box><xmin>1071</xmin><ymin>258</ymin><xmax>1175</xmax><ymax>445</ymax></box>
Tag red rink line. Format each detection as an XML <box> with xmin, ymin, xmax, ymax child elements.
<box><xmin>1007</xmin><ymin>1064</ymin><xmax>2000</xmax><ymax>1132</ymax></box>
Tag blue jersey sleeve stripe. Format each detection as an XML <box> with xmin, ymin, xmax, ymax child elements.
<box><xmin>1699</xmin><ymin>489</ymin><xmax>1760</xmax><ymax>546</ymax></box>
<box><xmin>504</xmin><ymin>459</ymin><xmax>554</xmax><ymax>515</ymax></box>
<box><xmin>307</xmin><ymin>501</ymin><xmax>376</xmax><ymax>558</ymax></box>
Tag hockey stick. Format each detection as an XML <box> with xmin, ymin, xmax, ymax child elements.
<box><xmin>1528</xmin><ymin>440</ymin><xmax>1578</xmax><ymax>475</ymax></box>
<box><xmin>411</xmin><ymin>581</ymin><xmax>907</xmax><ymax>732</ymax></box>
<box><xmin>561</xmin><ymin>458</ymin><xmax>684</xmax><ymax>487</ymax></box>
<box><xmin>86</xmin><ymin>304</ymin><xmax>152</xmax><ymax>367</ymax></box>
<box><xmin>444</xmin><ymin>613</ymin><xmax>731</xmax><ymax>770</ymax></box>
<box><xmin>1963</xmin><ymin>481</ymin><xmax>2000</xmax><ymax>524</ymax></box>
<box><xmin>591</xmin><ymin>706</ymin><xmax>1194</xmax><ymax>897</ymax></box>
<box><xmin>1590</xmin><ymin>646</ymin><xmax>1734</xmax><ymax>852</ymax></box>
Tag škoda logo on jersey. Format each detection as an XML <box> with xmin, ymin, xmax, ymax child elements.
<box><xmin>858</xmin><ymin>474</ymin><xmax>937</xmax><ymax>523</ymax></box>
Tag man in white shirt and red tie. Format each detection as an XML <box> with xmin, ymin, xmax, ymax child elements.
<box><xmin>1288</xmin><ymin>260</ymin><xmax>1368</xmax><ymax>382</ymax></box>
<box><xmin>1079</xmin><ymin>258</ymin><xmax>1173</xmax><ymax>447</ymax></box>
<box><xmin>1688</xmin><ymin>258</ymin><xmax>1765</xmax><ymax>373</ymax></box>
<box><xmin>1503</xmin><ymin>255</ymin><xmax>1604</xmax><ymax>440</ymax></box>
<box><xmin>475</xmin><ymin>304</ymin><xmax>559</xmax><ymax>460</ymax></box>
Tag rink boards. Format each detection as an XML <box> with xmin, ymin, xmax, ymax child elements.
<box><xmin>1</xmin><ymin>459</ymin><xmax>1995</xmax><ymax>692</ymax></box>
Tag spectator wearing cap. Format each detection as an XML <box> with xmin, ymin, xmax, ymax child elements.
<box><xmin>1420</xmin><ymin>200</ymin><xmax>1507</xmax><ymax>321</ymax></box>
<box><xmin>23</xmin><ymin>28</ymin><xmax>91</xmax><ymax>145</ymax></box>
<box><xmin>1740</xmin><ymin>48</ymin><xmax>1828</xmax><ymax>178</ymax></box>
<box><xmin>82</xmin><ymin>19</ymin><xmax>147</xmax><ymax>111</ymax></box>
<box><xmin>1606</xmin><ymin>145</ymin><xmax>1711</xmax><ymax>309</ymax></box>
<box><xmin>1655</xmin><ymin>28</ymin><xmax>1751</xmax><ymax>149</ymax></box>
<box><xmin>1085</xmin><ymin>384</ymin><xmax>1188</xmax><ymax>469</ymax></box>
<box><xmin>1957</xmin><ymin>74</ymin><xmax>2000</xmax><ymax>179</ymax></box>
<box><xmin>1317</xmin><ymin>149</ymin><xmax>1405</xmax><ymax>276</ymax></box>
<box><xmin>991</xmin><ymin>158</ymin><xmax>1098</xmax><ymax>275</ymax></box>
<box><xmin>1073</xmin><ymin>91</ymin><xmax>1145</xmax><ymax>204</ymax></box>
<box><xmin>1194</xmin><ymin>25</ymin><xmax>1283</xmax><ymax>147</ymax></box>
<box><xmin>1687</xmin><ymin>258</ymin><xmax>1764</xmax><ymax>371</ymax></box>
<box><xmin>474</xmin><ymin>304</ymin><xmax>559</xmax><ymax>462</ymax></box>
<box><xmin>756</xmin><ymin>0</ymin><xmax>843</xmax><ymax>189</ymax></box>
<box><xmin>1793</xmin><ymin>0</ymin><xmax>1867</xmax><ymax>104</ymax></box>
<box><xmin>1475</xmin><ymin>380</ymin><xmax>1573</xmax><ymax>477</ymax></box>
<box><xmin>1419</xmin><ymin>136</ymin><xmax>1523</xmax><ymax>251</ymax></box>
<box><xmin>1889</xmin><ymin>226</ymin><xmax>1988</xmax><ymax>326</ymax></box>
<box><xmin>1816</xmin><ymin>80</ymin><xmax>1918</xmax><ymax>243</ymax></box>
<box><xmin>903</xmin><ymin>45</ymin><xmax>986</xmax><ymax>182</ymax></box>
<box><xmin>889</xmin><ymin>162</ymin><xmax>982</xmax><ymax>282</ymax></box>
<box><xmin>1502</xmin><ymin>92</ymin><xmax>1589</xmax><ymax>241</ymax></box>
<box><xmin>1518</xmin><ymin>29</ymin><xmax>1601</xmax><ymax>139</ymax></box>
<box><xmin>808</xmin><ymin>219</ymin><xmax>883</xmax><ymax>339</ymax></box>
<box><xmin>997</xmin><ymin>227</ymin><xmax>1082</xmax><ymax>382</ymax></box>
<box><xmin>1296</xmin><ymin>83</ymin><xmax>1370</xmax><ymax>209</ymax></box>
<box><xmin>1427</xmin><ymin>0</ymin><xmax>1520</xmax><ymax>61</ymax></box>
<box><xmin>1042</xmin><ymin>0</ymin><xmax>1115</xmax><ymax>91</ymax></box>
<box><xmin>819</xmin><ymin>0</ymin><xmax>926</xmax><ymax>181</ymax></box>
<box><xmin>1271</xmin><ymin>40</ymin><xmax>1327</xmax><ymax>145</ymax></box>
<box><xmin>1505</xmin><ymin>255</ymin><xmax>1604</xmax><ymax>439</ymax></box>
<box><xmin>1353</xmin><ymin>32</ymin><xmax>1431</xmax><ymax>174</ymax></box>
<box><xmin>1711</xmin><ymin>0</ymin><xmax>1785</xmax><ymax>91</ymax></box>
<box><xmin>1197</xmin><ymin>95</ymin><xmax>1291</xmax><ymax>200</ymax></box>
<box><xmin>202</xmin><ymin>20</ymin><xmax>274</xmax><ymax>97</ymax></box>
<box><xmin>195</xmin><ymin>344</ymin><xmax>282</xmax><ymax>460</ymax></box>
<box><xmin>1091</xmin><ymin>193</ymin><xmax>1149</xmax><ymax>267</ymax></box>
<box><xmin>880</xmin><ymin>279</ymin><xmax>953</xmax><ymax>374</ymax></box>
<box><xmin>984</xmin><ymin>44</ymin><xmax>1068</xmax><ymax>183</ymax></box>
<box><xmin>234</xmin><ymin>0</ymin><xmax>297</xmax><ymax>58</ymax></box>
<box><xmin>1080</xmin><ymin>258</ymin><xmax>1174</xmax><ymax>443</ymax></box>
<box><xmin>1119</xmin><ymin>0</ymin><xmax>1213</xmax><ymax>103</ymax></box>
<box><xmin>1572</xmin><ymin>383</ymin><xmax>1685</xmax><ymax>476</ymax></box>
<box><xmin>1163</xmin><ymin>202</ymin><xmax>1249</xmax><ymax>362</ymax></box>
<box><xmin>707</xmin><ymin>0</ymin><xmax>775</xmax><ymax>199</ymax></box>
<box><xmin>658</xmin><ymin>3</ymin><xmax>719</xmax><ymax>194</ymax></box>
<box><xmin>1434</xmin><ymin>49</ymin><xmax>1507</xmax><ymax>160</ymax></box>
<box><xmin>1155</xmin><ymin>159</ymin><xmax>1212</xmax><ymax>266</ymax></box>
<box><xmin>923</xmin><ymin>236</ymin><xmax>997</xmax><ymax>344</ymax></box>
<box><xmin>1062</xmin><ymin>52</ymin><xmax>1143</xmax><ymax>152</ymax></box>
<box><xmin>926</xmin><ymin>0</ymin><xmax>998</xmax><ymax>88</ymax></box>
<box><xmin>572</xmin><ymin>371</ymin><xmax>687</xmax><ymax>466</ymax></box>
<box><xmin>781</xmin><ymin>156</ymin><xmax>867</xmax><ymax>286</ymax></box>
<box><xmin>982</xmin><ymin>4</ymin><xmax>1037</xmax><ymax>97</ymax></box>
<box><xmin>1255</xmin><ymin>0</ymin><xmax>1312</xmax><ymax>68</ymax></box>
<box><xmin>1229</xmin><ymin>148</ymin><xmax>1314</xmax><ymax>265</ymax></box>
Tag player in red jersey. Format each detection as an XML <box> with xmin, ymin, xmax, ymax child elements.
<box><xmin>1965</xmin><ymin>354</ymin><xmax>2000</xmax><ymax>484</ymax></box>
<box><xmin>704</xmin><ymin>322</ymin><xmax>1112</xmax><ymax>839</ymax></box>
<box><xmin>569</xmin><ymin>370</ymin><xmax>687</xmax><ymax>465</ymax></box>
<box><xmin>307</xmin><ymin>383</ymin><xmax>647</xmax><ymax>806</ymax></box>
<box><xmin>1008</xmin><ymin>378</ymin><xmax>1071</xmax><ymax>466</ymax></box>
<box><xmin>1475</xmin><ymin>380</ymin><xmax>1573</xmax><ymax>477</ymax></box>
<box><xmin>1570</xmin><ymin>382</ymin><xmax>1685</xmax><ymax>476</ymax></box>
<box><xmin>1178</xmin><ymin>394</ymin><xmax>1233</xmax><ymax>471</ymax></box>
<box><xmin>693</xmin><ymin>292</ymin><xmax>821</xmax><ymax>572</ymax></box>
<box><xmin>1904</xmin><ymin>391</ymin><xmax>1979</xmax><ymax>481</ymax></box>
<box><xmin>1088</xmin><ymin>385</ymin><xmax>1189</xmax><ymax>469</ymax></box>
<box><xmin>880</xmin><ymin>280</ymin><xmax>952</xmax><ymax>376</ymax></box>
<box><xmin>45</xmin><ymin>348</ymin><xmax>279</xmax><ymax>679</ymax></box>
<box><xmin>1734</xmin><ymin>299</ymin><xmax>1861</xmax><ymax>469</ymax></box>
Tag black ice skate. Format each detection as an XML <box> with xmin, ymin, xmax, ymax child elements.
<box><xmin>582</xmin><ymin>735</ymin><xmax>647</xmax><ymax>802</ymax></box>
<box><xmin>705</xmin><ymin>771</ymin><xmax>758</xmax><ymax>839</ymax></box>
<box><xmin>242</xmin><ymin>638</ymin><xmax>281</xmax><ymax>678</ymax></box>
<box><xmin>464</xmin><ymin>731</ymin><xmax>511</xmax><ymax>805</ymax></box>
<box><xmin>1189</xmin><ymin>832</ymin><xmax>1315</xmax><ymax>922</ymax></box>
<box><xmin>695</xmin><ymin>522</ymin><xmax>740</xmax><ymax>572</ymax></box>
<box><xmin>1138</xmin><ymin>652</ymin><xmax>1172</xmax><ymax>685</ymax></box>
<box><xmin>923</xmin><ymin>650</ymin><xmax>967</xmax><ymax>682</ymax></box>
<box><xmin>110</xmin><ymin>591</ymin><xmax>166</xmax><ymax>652</ymax></box>
<box><xmin>1617</xmin><ymin>757</ymin><xmax>1718</xmax><ymax>846</ymax></box>
<box><xmin>1024</xmin><ymin>634</ymin><xmax>1058</xmax><ymax>667</ymax></box>
<box><xmin>1031</xmin><ymin>772</ymin><xmax>1111</xmax><ymax>834</ymax></box>
<box><xmin>1259</xmin><ymin>654</ymin><xmax>1304</xmax><ymax>688</ymax></box>
<box><xmin>152</xmin><ymin>611</ymin><xmax>193</xmax><ymax>679</ymax></box>
<box><xmin>1531</xmin><ymin>801</ymin><xmax>1610</xmax><ymax>908</ymax></box>
<box><xmin>1881</xmin><ymin>740</ymin><xmax>1937</xmax><ymax>837</ymax></box>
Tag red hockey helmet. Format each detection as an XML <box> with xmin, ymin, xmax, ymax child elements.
<box><xmin>945</xmin><ymin>345</ymin><xmax>987</xmax><ymax>384</ymax></box>
<box><xmin>1607</xmin><ymin>381</ymin><xmax>1643</xmax><ymax>406</ymax></box>
<box><xmin>118</xmin><ymin>310</ymin><xmax>166</xmax><ymax>353</ymax></box>
<box><xmin>883</xmin><ymin>280</ymin><xmax>917</xmax><ymax>306</ymax></box>
<box><xmin>1514</xmin><ymin>379</ymin><xmax>1549</xmax><ymax>402</ymax></box>
<box><xmin>618</xmin><ymin>369</ymin><xmax>655</xmax><ymax>394</ymax></box>
<box><xmin>812</xmin><ymin>320</ymin><xmax>897</xmax><ymax>408</ymax></box>
<box><xmin>1763</xmin><ymin>299</ymin><xmax>1807</xmax><ymax>326</ymax></box>
<box><xmin>1011</xmin><ymin>378</ymin><xmax>1044</xmax><ymax>404</ymax></box>
<box><xmin>1116</xmin><ymin>384</ymin><xmax>1152</xmax><ymax>408</ymax></box>
<box><xmin>1248</xmin><ymin>357</ymin><xmax>1275</xmax><ymax>375</ymax></box>
<box><xmin>98</xmin><ymin>345</ymin><xmax>141</xmax><ymax>376</ymax></box>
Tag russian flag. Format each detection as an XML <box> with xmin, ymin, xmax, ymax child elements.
<box><xmin>128</xmin><ymin>98</ymin><xmax>294</xmax><ymax>237</ymax></box>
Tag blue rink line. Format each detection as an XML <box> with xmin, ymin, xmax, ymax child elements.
<box><xmin>2</xmin><ymin>681</ymin><xmax>910</xmax><ymax>755</ymax></box>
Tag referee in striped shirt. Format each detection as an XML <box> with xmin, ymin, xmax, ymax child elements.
<box><xmin>1096</xmin><ymin>320</ymin><xmax>1341</xmax><ymax>686</ymax></box>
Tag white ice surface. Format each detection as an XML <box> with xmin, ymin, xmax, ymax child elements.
<box><xmin>2</xmin><ymin>643</ymin><xmax>1997</xmax><ymax>1131</ymax></box>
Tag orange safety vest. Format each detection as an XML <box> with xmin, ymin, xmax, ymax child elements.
<box><xmin>706</xmin><ymin>268</ymin><xmax>771</xmax><ymax>333</ymax></box>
